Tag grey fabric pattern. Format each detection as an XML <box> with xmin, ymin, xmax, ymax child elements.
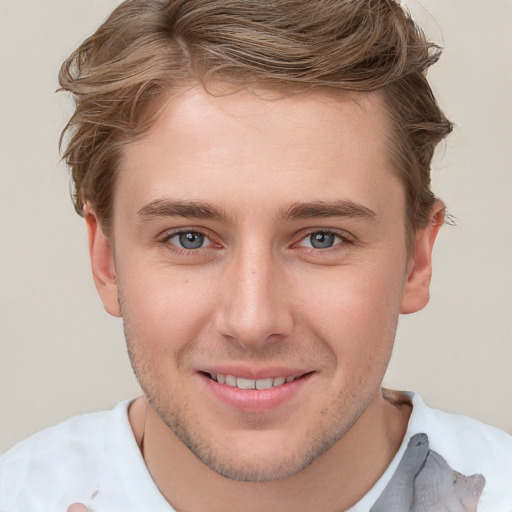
<box><xmin>371</xmin><ymin>433</ymin><xmax>486</xmax><ymax>512</ymax></box>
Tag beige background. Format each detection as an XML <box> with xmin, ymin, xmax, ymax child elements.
<box><xmin>1</xmin><ymin>0</ymin><xmax>511</xmax><ymax>454</ymax></box>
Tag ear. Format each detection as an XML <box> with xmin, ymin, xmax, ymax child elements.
<box><xmin>400</xmin><ymin>201</ymin><xmax>445</xmax><ymax>314</ymax></box>
<box><xmin>84</xmin><ymin>204</ymin><xmax>121</xmax><ymax>317</ymax></box>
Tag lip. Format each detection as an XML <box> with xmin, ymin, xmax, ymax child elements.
<box><xmin>200</xmin><ymin>365</ymin><xmax>310</xmax><ymax>380</ymax></box>
<box><xmin>198</xmin><ymin>367</ymin><xmax>314</xmax><ymax>412</ymax></box>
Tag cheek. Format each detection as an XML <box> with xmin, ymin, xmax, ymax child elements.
<box><xmin>118</xmin><ymin>262</ymin><xmax>217</xmax><ymax>353</ymax></box>
<box><xmin>298</xmin><ymin>261</ymin><xmax>405</xmax><ymax>354</ymax></box>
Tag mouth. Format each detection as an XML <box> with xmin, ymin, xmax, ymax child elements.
<box><xmin>203</xmin><ymin>372</ymin><xmax>308</xmax><ymax>390</ymax></box>
<box><xmin>199</xmin><ymin>370</ymin><xmax>314</xmax><ymax>412</ymax></box>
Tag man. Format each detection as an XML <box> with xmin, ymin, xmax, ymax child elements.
<box><xmin>1</xmin><ymin>0</ymin><xmax>511</xmax><ymax>511</ymax></box>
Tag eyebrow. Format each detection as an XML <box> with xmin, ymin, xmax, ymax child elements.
<box><xmin>136</xmin><ymin>198</ymin><xmax>377</xmax><ymax>223</ymax></box>
<box><xmin>137</xmin><ymin>199</ymin><xmax>232</xmax><ymax>222</ymax></box>
<box><xmin>280</xmin><ymin>200</ymin><xmax>377</xmax><ymax>222</ymax></box>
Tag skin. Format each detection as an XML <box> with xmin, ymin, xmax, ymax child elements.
<box><xmin>86</xmin><ymin>85</ymin><xmax>443</xmax><ymax>511</ymax></box>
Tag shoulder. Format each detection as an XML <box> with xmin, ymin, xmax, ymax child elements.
<box><xmin>0</xmin><ymin>401</ymin><xmax>134</xmax><ymax>510</ymax></box>
<box><xmin>406</xmin><ymin>392</ymin><xmax>512</xmax><ymax>511</ymax></box>
<box><xmin>0</xmin><ymin>400</ymin><xmax>131</xmax><ymax>463</ymax></box>
<box><xmin>407</xmin><ymin>392</ymin><xmax>512</xmax><ymax>470</ymax></box>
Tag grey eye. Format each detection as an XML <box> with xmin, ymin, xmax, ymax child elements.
<box><xmin>310</xmin><ymin>232</ymin><xmax>335</xmax><ymax>248</ymax></box>
<box><xmin>302</xmin><ymin>232</ymin><xmax>341</xmax><ymax>249</ymax></box>
<box><xmin>171</xmin><ymin>231</ymin><xmax>210</xmax><ymax>249</ymax></box>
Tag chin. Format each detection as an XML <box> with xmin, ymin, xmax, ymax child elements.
<box><xmin>163</xmin><ymin>410</ymin><xmax>354</xmax><ymax>483</ymax></box>
<box><xmin>181</xmin><ymin>437</ymin><xmax>321</xmax><ymax>482</ymax></box>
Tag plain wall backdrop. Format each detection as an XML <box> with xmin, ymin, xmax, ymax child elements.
<box><xmin>1</xmin><ymin>0</ymin><xmax>511</xmax><ymax>454</ymax></box>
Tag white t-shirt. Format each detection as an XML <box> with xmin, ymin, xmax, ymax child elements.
<box><xmin>1</xmin><ymin>392</ymin><xmax>511</xmax><ymax>512</ymax></box>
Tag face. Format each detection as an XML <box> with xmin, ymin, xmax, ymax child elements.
<box><xmin>88</xmin><ymin>86</ymin><xmax>439</xmax><ymax>482</ymax></box>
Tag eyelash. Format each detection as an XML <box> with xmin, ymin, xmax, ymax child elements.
<box><xmin>159</xmin><ymin>228</ymin><xmax>352</xmax><ymax>254</ymax></box>
<box><xmin>160</xmin><ymin>229</ymin><xmax>216</xmax><ymax>254</ymax></box>
<box><xmin>296</xmin><ymin>229</ymin><xmax>349</xmax><ymax>250</ymax></box>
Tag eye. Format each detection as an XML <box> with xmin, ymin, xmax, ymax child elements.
<box><xmin>168</xmin><ymin>231</ymin><xmax>211</xmax><ymax>250</ymax></box>
<box><xmin>299</xmin><ymin>231</ymin><xmax>344</xmax><ymax>249</ymax></box>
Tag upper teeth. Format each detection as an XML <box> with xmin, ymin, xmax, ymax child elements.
<box><xmin>210</xmin><ymin>373</ymin><xmax>297</xmax><ymax>390</ymax></box>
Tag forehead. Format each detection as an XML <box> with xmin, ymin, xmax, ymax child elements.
<box><xmin>116</xmin><ymin>85</ymin><xmax>403</xmax><ymax>223</ymax></box>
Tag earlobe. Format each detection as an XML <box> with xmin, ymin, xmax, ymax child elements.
<box><xmin>400</xmin><ymin>201</ymin><xmax>445</xmax><ymax>314</ymax></box>
<box><xmin>84</xmin><ymin>204</ymin><xmax>121</xmax><ymax>317</ymax></box>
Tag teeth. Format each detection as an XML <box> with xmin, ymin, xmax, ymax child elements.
<box><xmin>209</xmin><ymin>373</ymin><xmax>298</xmax><ymax>389</ymax></box>
<box><xmin>273</xmin><ymin>376</ymin><xmax>286</xmax><ymax>386</ymax></box>
<box><xmin>255</xmin><ymin>378</ymin><xmax>273</xmax><ymax>390</ymax></box>
<box><xmin>225</xmin><ymin>375</ymin><xmax>237</xmax><ymax>386</ymax></box>
<box><xmin>237</xmin><ymin>377</ymin><xmax>255</xmax><ymax>389</ymax></box>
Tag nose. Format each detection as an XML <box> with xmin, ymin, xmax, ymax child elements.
<box><xmin>214</xmin><ymin>246</ymin><xmax>294</xmax><ymax>348</ymax></box>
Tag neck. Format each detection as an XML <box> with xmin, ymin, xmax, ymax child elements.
<box><xmin>129</xmin><ymin>390</ymin><xmax>411</xmax><ymax>512</ymax></box>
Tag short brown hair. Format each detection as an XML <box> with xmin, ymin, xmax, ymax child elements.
<box><xmin>59</xmin><ymin>0</ymin><xmax>452</xmax><ymax>238</ymax></box>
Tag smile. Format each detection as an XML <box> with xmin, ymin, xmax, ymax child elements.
<box><xmin>208</xmin><ymin>373</ymin><xmax>300</xmax><ymax>390</ymax></box>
